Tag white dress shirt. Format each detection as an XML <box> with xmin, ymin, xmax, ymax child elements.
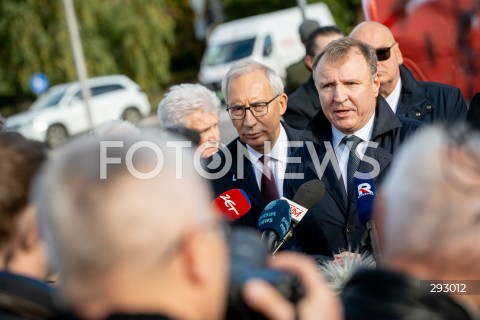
<box><xmin>248</xmin><ymin>125</ymin><xmax>289</xmax><ymax>197</ymax></box>
<box><xmin>385</xmin><ymin>77</ymin><xmax>402</xmax><ymax>113</ymax></box>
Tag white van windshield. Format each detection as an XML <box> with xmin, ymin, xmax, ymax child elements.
<box><xmin>202</xmin><ymin>37</ymin><xmax>256</xmax><ymax>66</ymax></box>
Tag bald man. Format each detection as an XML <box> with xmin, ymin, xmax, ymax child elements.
<box><xmin>350</xmin><ymin>21</ymin><xmax>467</xmax><ymax>125</ymax></box>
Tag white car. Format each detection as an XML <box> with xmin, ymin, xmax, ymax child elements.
<box><xmin>6</xmin><ymin>75</ymin><xmax>151</xmax><ymax>147</ymax></box>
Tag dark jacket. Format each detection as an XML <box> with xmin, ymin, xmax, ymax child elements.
<box><xmin>397</xmin><ymin>65</ymin><xmax>467</xmax><ymax>124</ymax></box>
<box><xmin>284</xmin><ymin>97</ymin><xmax>422</xmax><ymax>258</ymax></box>
<box><xmin>284</xmin><ymin>76</ymin><xmax>320</xmax><ymax>130</ymax></box>
<box><xmin>0</xmin><ymin>271</ymin><xmax>59</xmax><ymax>320</ymax></box>
<box><xmin>207</xmin><ymin>123</ymin><xmax>303</xmax><ymax>229</ymax></box>
<box><xmin>343</xmin><ymin>268</ymin><xmax>476</xmax><ymax>320</ymax></box>
<box><xmin>466</xmin><ymin>91</ymin><xmax>480</xmax><ymax>131</ymax></box>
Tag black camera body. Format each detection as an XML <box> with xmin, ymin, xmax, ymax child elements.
<box><xmin>226</xmin><ymin>228</ymin><xmax>304</xmax><ymax>320</ymax></box>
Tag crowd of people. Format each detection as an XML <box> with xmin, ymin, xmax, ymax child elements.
<box><xmin>1</xmin><ymin>18</ymin><xmax>480</xmax><ymax>320</ymax></box>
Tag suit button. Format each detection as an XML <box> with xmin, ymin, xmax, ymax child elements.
<box><xmin>415</xmin><ymin>112</ymin><xmax>422</xmax><ymax>118</ymax></box>
<box><xmin>426</xmin><ymin>105</ymin><xmax>432</xmax><ymax>110</ymax></box>
<box><xmin>346</xmin><ymin>224</ymin><xmax>356</xmax><ymax>233</ymax></box>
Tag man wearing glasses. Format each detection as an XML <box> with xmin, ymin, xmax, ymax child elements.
<box><xmin>350</xmin><ymin>21</ymin><xmax>467</xmax><ymax>125</ymax></box>
<box><xmin>207</xmin><ymin>59</ymin><xmax>303</xmax><ymax>229</ymax></box>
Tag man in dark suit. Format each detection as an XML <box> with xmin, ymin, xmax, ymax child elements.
<box><xmin>284</xmin><ymin>38</ymin><xmax>422</xmax><ymax>261</ymax></box>
<box><xmin>207</xmin><ymin>59</ymin><xmax>303</xmax><ymax>229</ymax></box>
<box><xmin>284</xmin><ymin>26</ymin><xmax>344</xmax><ymax>130</ymax></box>
<box><xmin>350</xmin><ymin>21</ymin><xmax>467</xmax><ymax>125</ymax></box>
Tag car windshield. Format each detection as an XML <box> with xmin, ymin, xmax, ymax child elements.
<box><xmin>30</xmin><ymin>87</ymin><xmax>68</xmax><ymax>111</ymax></box>
<box><xmin>202</xmin><ymin>37</ymin><xmax>256</xmax><ymax>66</ymax></box>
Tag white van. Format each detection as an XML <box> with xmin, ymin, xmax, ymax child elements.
<box><xmin>198</xmin><ymin>3</ymin><xmax>335</xmax><ymax>96</ymax></box>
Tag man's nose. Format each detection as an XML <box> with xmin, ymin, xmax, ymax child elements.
<box><xmin>333</xmin><ymin>85</ymin><xmax>348</xmax><ymax>103</ymax></box>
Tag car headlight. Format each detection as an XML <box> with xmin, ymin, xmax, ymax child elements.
<box><xmin>31</xmin><ymin>118</ymin><xmax>48</xmax><ymax>131</ymax></box>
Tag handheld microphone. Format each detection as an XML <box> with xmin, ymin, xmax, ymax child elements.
<box><xmin>257</xmin><ymin>199</ymin><xmax>292</xmax><ymax>253</ymax></box>
<box><xmin>354</xmin><ymin>177</ymin><xmax>380</xmax><ymax>261</ymax></box>
<box><xmin>273</xmin><ymin>180</ymin><xmax>326</xmax><ymax>254</ymax></box>
<box><xmin>213</xmin><ymin>189</ymin><xmax>251</xmax><ymax>221</ymax></box>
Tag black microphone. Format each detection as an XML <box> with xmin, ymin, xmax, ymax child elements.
<box><xmin>354</xmin><ymin>177</ymin><xmax>380</xmax><ymax>261</ymax></box>
<box><xmin>257</xmin><ymin>199</ymin><xmax>292</xmax><ymax>253</ymax></box>
<box><xmin>272</xmin><ymin>180</ymin><xmax>326</xmax><ymax>254</ymax></box>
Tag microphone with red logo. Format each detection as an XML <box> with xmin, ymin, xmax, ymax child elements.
<box><xmin>354</xmin><ymin>177</ymin><xmax>380</xmax><ymax>261</ymax></box>
<box><xmin>212</xmin><ymin>189</ymin><xmax>252</xmax><ymax>221</ymax></box>
<box><xmin>272</xmin><ymin>179</ymin><xmax>326</xmax><ymax>254</ymax></box>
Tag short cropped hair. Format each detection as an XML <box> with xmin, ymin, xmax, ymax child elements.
<box><xmin>222</xmin><ymin>59</ymin><xmax>284</xmax><ymax>103</ymax></box>
<box><xmin>312</xmin><ymin>37</ymin><xmax>377</xmax><ymax>80</ymax></box>
<box><xmin>382</xmin><ymin>126</ymin><xmax>480</xmax><ymax>274</ymax></box>
<box><xmin>305</xmin><ymin>26</ymin><xmax>344</xmax><ymax>57</ymax></box>
<box><xmin>157</xmin><ymin>84</ymin><xmax>221</xmax><ymax>128</ymax></box>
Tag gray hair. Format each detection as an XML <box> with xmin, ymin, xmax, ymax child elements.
<box><xmin>157</xmin><ymin>83</ymin><xmax>221</xmax><ymax>128</ymax></box>
<box><xmin>312</xmin><ymin>38</ymin><xmax>377</xmax><ymax>81</ymax></box>
<box><xmin>32</xmin><ymin>130</ymin><xmax>213</xmax><ymax>283</ymax></box>
<box><xmin>382</xmin><ymin>126</ymin><xmax>480</xmax><ymax>275</ymax></box>
<box><xmin>221</xmin><ymin>59</ymin><xmax>284</xmax><ymax>103</ymax></box>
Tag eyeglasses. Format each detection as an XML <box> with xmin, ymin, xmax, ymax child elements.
<box><xmin>226</xmin><ymin>94</ymin><xmax>280</xmax><ymax>120</ymax></box>
<box><xmin>376</xmin><ymin>42</ymin><xmax>397</xmax><ymax>61</ymax></box>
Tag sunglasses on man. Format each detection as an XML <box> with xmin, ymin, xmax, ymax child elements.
<box><xmin>376</xmin><ymin>42</ymin><xmax>397</xmax><ymax>61</ymax></box>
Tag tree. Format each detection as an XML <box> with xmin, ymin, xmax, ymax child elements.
<box><xmin>0</xmin><ymin>0</ymin><xmax>175</xmax><ymax>115</ymax></box>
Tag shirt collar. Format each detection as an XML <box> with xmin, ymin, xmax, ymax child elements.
<box><xmin>247</xmin><ymin>125</ymin><xmax>288</xmax><ymax>164</ymax></box>
<box><xmin>332</xmin><ymin>112</ymin><xmax>375</xmax><ymax>149</ymax></box>
<box><xmin>385</xmin><ymin>77</ymin><xmax>402</xmax><ymax>113</ymax></box>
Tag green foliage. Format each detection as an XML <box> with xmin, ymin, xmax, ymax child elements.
<box><xmin>0</xmin><ymin>0</ymin><xmax>174</xmax><ymax>114</ymax></box>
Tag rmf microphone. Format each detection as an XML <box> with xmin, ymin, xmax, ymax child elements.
<box><xmin>212</xmin><ymin>189</ymin><xmax>251</xmax><ymax>221</ymax></box>
<box><xmin>257</xmin><ymin>199</ymin><xmax>291</xmax><ymax>253</ymax></box>
<box><xmin>273</xmin><ymin>180</ymin><xmax>326</xmax><ymax>254</ymax></box>
<box><xmin>354</xmin><ymin>177</ymin><xmax>380</xmax><ymax>261</ymax></box>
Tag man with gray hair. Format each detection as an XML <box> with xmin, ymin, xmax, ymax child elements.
<box><xmin>207</xmin><ymin>59</ymin><xmax>303</xmax><ymax>229</ymax></box>
<box><xmin>32</xmin><ymin>131</ymin><xmax>342</xmax><ymax>320</ymax></box>
<box><xmin>284</xmin><ymin>38</ymin><xmax>422</xmax><ymax>262</ymax></box>
<box><xmin>342</xmin><ymin>126</ymin><xmax>480</xmax><ymax>319</ymax></box>
<box><xmin>157</xmin><ymin>83</ymin><xmax>221</xmax><ymax>158</ymax></box>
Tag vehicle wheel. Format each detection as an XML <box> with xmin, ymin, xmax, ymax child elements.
<box><xmin>122</xmin><ymin>107</ymin><xmax>142</xmax><ymax>124</ymax></box>
<box><xmin>46</xmin><ymin>124</ymin><xmax>68</xmax><ymax>149</ymax></box>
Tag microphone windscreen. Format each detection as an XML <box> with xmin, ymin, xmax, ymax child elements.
<box><xmin>354</xmin><ymin>177</ymin><xmax>376</xmax><ymax>226</ymax></box>
<box><xmin>257</xmin><ymin>199</ymin><xmax>291</xmax><ymax>239</ymax></box>
<box><xmin>213</xmin><ymin>189</ymin><xmax>251</xmax><ymax>221</ymax></box>
<box><xmin>292</xmin><ymin>179</ymin><xmax>325</xmax><ymax>209</ymax></box>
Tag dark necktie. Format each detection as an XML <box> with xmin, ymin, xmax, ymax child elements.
<box><xmin>342</xmin><ymin>135</ymin><xmax>363</xmax><ymax>198</ymax></box>
<box><xmin>260</xmin><ymin>155</ymin><xmax>280</xmax><ymax>204</ymax></box>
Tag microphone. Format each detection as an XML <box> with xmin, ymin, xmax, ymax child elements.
<box><xmin>273</xmin><ymin>180</ymin><xmax>326</xmax><ymax>254</ymax></box>
<box><xmin>354</xmin><ymin>177</ymin><xmax>380</xmax><ymax>261</ymax></box>
<box><xmin>257</xmin><ymin>199</ymin><xmax>292</xmax><ymax>253</ymax></box>
<box><xmin>213</xmin><ymin>189</ymin><xmax>252</xmax><ymax>221</ymax></box>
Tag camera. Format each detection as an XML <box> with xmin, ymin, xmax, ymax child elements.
<box><xmin>226</xmin><ymin>228</ymin><xmax>304</xmax><ymax>320</ymax></box>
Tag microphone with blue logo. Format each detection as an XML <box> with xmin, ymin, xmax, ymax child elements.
<box><xmin>354</xmin><ymin>176</ymin><xmax>380</xmax><ymax>261</ymax></box>
<box><xmin>257</xmin><ymin>199</ymin><xmax>292</xmax><ymax>254</ymax></box>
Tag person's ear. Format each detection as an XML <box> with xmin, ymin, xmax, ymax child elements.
<box><xmin>304</xmin><ymin>55</ymin><xmax>314</xmax><ymax>71</ymax></box>
<box><xmin>17</xmin><ymin>206</ymin><xmax>40</xmax><ymax>253</ymax></box>
<box><xmin>278</xmin><ymin>93</ymin><xmax>288</xmax><ymax>116</ymax></box>
<box><xmin>394</xmin><ymin>43</ymin><xmax>403</xmax><ymax>65</ymax></box>
<box><xmin>183</xmin><ymin>228</ymin><xmax>210</xmax><ymax>285</ymax></box>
